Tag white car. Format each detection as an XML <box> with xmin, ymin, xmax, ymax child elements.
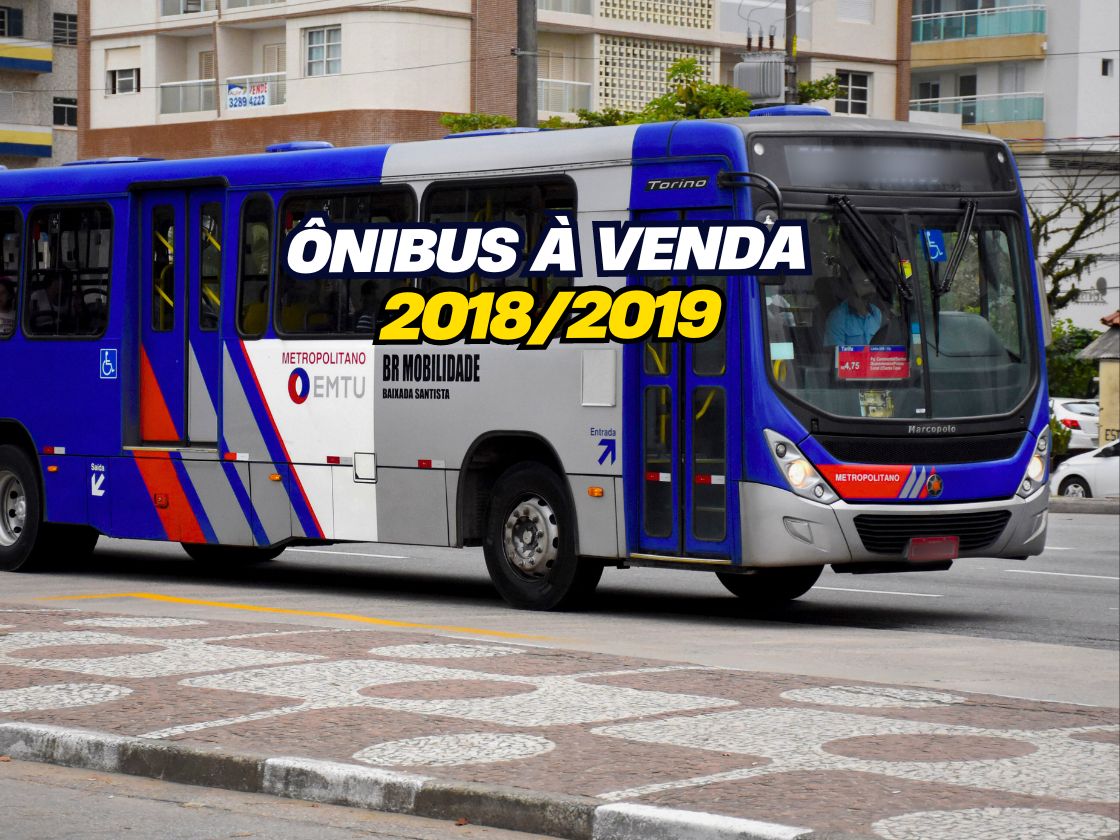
<box><xmin>1050</xmin><ymin>442</ymin><xmax>1120</xmax><ymax>498</ymax></box>
<box><xmin>1050</xmin><ymin>397</ymin><xmax>1100</xmax><ymax>451</ymax></box>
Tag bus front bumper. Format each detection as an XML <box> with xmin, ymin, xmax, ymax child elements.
<box><xmin>739</xmin><ymin>481</ymin><xmax>1049</xmax><ymax>569</ymax></box>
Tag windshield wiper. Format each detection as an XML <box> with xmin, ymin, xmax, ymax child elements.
<box><xmin>828</xmin><ymin>195</ymin><xmax>913</xmax><ymax>303</ymax></box>
<box><xmin>928</xmin><ymin>198</ymin><xmax>978</xmax><ymax>354</ymax></box>
<box><xmin>934</xmin><ymin>199</ymin><xmax>978</xmax><ymax>298</ymax></box>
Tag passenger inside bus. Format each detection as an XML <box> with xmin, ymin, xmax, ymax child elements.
<box><xmin>0</xmin><ymin>278</ymin><xmax>14</xmax><ymax>337</ymax></box>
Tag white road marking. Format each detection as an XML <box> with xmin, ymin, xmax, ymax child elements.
<box><xmin>816</xmin><ymin>586</ymin><xmax>942</xmax><ymax>598</ymax></box>
<box><xmin>1044</xmin><ymin>546</ymin><xmax>1074</xmax><ymax>550</ymax></box>
<box><xmin>1002</xmin><ymin>569</ymin><xmax>1120</xmax><ymax>582</ymax></box>
<box><xmin>287</xmin><ymin>548</ymin><xmax>409</xmax><ymax>560</ymax></box>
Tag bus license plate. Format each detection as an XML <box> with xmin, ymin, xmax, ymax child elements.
<box><xmin>907</xmin><ymin>536</ymin><xmax>959</xmax><ymax>562</ymax></box>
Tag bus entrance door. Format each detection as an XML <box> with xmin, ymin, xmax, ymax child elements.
<box><xmin>138</xmin><ymin>189</ymin><xmax>224</xmax><ymax>445</ymax></box>
<box><xmin>630</xmin><ymin>209</ymin><xmax>741</xmax><ymax>564</ymax></box>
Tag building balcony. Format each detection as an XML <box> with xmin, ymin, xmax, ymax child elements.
<box><xmin>160</xmin><ymin>0</ymin><xmax>218</xmax><ymax>15</ymax></box>
<box><xmin>225</xmin><ymin>72</ymin><xmax>287</xmax><ymax>110</ymax></box>
<box><xmin>909</xmin><ymin>92</ymin><xmax>1043</xmax><ymax>125</ymax></box>
<box><xmin>911</xmin><ymin>4</ymin><xmax>1046</xmax><ymax>66</ymax></box>
<box><xmin>226</xmin><ymin>0</ymin><xmax>285</xmax><ymax>8</ymax></box>
<box><xmin>0</xmin><ymin>37</ymin><xmax>52</xmax><ymax>74</ymax></box>
<box><xmin>538</xmin><ymin>78</ymin><xmax>591</xmax><ymax>113</ymax></box>
<box><xmin>0</xmin><ymin>122</ymin><xmax>51</xmax><ymax>157</ymax></box>
<box><xmin>538</xmin><ymin>0</ymin><xmax>593</xmax><ymax>13</ymax></box>
<box><xmin>160</xmin><ymin>79</ymin><xmax>217</xmax><ymax>114</ymax></box>
<box><xmin>912</xmin><ymin>5</ymin><xmax>1045</xmax><ymax>42</ymax></box>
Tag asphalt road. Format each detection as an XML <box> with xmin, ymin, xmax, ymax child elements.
<box><xmin>3</xmin><ymin>511</ymin><xmax>1117</xmax><ymax>706</ymax></box>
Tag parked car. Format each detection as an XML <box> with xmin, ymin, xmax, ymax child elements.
<box><xmin>1050</xmin><ymin>442</ymin><xmax>1120</xmax><ymax>498</ymax></box>
<box><xmin>1050</xmin><ymin>397</ymin><xmax>1101</xmax><ymax>452</ymax></box>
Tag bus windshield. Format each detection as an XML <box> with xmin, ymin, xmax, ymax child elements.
<box><xmin>762</xmin><ymin>207</ymin><xmax>1033</xmax><ymax>420</ymax></box>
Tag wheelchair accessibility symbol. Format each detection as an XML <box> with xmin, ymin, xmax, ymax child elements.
<box><xmin>99</xmin><ymin>348</ymin><xmax>118</xmax><ymax>380</ymax></box>
<box><xmin>923</xmin><ymin>229</ymin><xmax>947</xmax><ymax>263</ymax></box>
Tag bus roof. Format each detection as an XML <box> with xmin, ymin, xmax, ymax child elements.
<box><xmin>0</xmin><ymin>116</ymin><xmax>1008</xmax><ymax>202</ymax></box>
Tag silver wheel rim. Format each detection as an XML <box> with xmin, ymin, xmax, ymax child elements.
<box><xmin>0</xmin><ymin>469</ymin><xmax>28</xmax><ymax>548</ymax></box>
<box><xmin>502</xmin><ymin>495</ymin><xmax>559</xmax><ymax>578</ymax></box>
<box><xmin>1063</xmin><ymin>482</ymin><xmax>1087</xmax><ymax>498</ymax></box>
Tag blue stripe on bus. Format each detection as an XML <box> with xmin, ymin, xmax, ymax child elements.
<box><xmin>170</xmin><ymin>455</ymin><xmax>218</xmax><ymax>544</ymax></box>
<box><xmin>220</xmin><ymin>459</ymin><xmax>269</xmax><ymax>546</ymax></box>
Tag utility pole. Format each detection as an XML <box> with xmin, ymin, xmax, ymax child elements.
<box><xmin>784</xmin><ymin>0</ymin><xmax>798</xmax><ymax>104</ymax></box>
<box><xmin>516</xmin><ymin>0</ymin><xmax>538</xmax><ymax>127</ymax></box>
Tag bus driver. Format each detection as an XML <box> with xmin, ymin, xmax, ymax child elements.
<box><xmin>823</xmin><ymin>268</ymin><xmax>882</xmax><ymax>347</ymax></box>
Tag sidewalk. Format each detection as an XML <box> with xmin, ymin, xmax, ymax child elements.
<box><xmin>0</xmin><ymin>602</ymin><xmax>1116</xmax><ymax>840</ymax></box>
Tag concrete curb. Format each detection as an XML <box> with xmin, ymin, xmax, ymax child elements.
<box><xmin>0</xmin><ymin>721</ymin><xmax>873</xmax><ymax>840</ymax></box>
<box><xmin>1048</xmin><ymin>497</ymin><xmax>1120</xmax><ymax>515</ymax></box>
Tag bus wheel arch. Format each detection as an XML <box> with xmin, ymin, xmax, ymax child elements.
<box><xmin>482</xmin><ymin>460</ymin><xmax>602</xmax><ymax>611</ymax></box>
<box><xmin>457</xmin><ymin>432</ymin><xmax>576</xmax><ymax>550</ymax></box>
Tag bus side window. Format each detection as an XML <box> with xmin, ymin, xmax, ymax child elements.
<box><xmin>24</xmin><ymin>205</ymin><xmax>112</xmax><ymax>338</ymax></box>
<box><xmin>0</xmin><ymin>209</ymin><xmax>21</xmax><ymax>340</ymax></box>
<box><xmin>199</xmin><ymin>202</ymin><xmax>221</xmax><ymax>332</ymax></box>
<box><xmin>422</xmin><ymin>178</ymin><xmax>576</xmax><ymax>298</ymax></box>
<box><xmin>151</xmin><ymin>206</ymin><xmax>175</xmax><ymax>332</ymax></box>
<box><xmin>275</xmin><ymin>188</ymin><xmax>414</xmax><ymax>336</ymax></box>
<box><xmin>237</xmin><ymin>194</ymin><xmax>273</xmax><ymax>338</ymax></box>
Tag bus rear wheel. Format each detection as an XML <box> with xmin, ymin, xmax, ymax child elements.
<box><xmin>0</xmin><ymin>444</ymin><xmax>42</xmax><ymax>572</ymax></box>
<box><xmin>483</xmin><ymin>462</ymin><xmax>602</xmax><ymax>611</ymax></box>
<box><xmin>717</xmin><ymin>565</ymin><xmax>822</xmax><ymax>607</ymax></box>
<box><xmin>182</xmin><ymin>543</ymin><xmax>284</xmax><ymax>566</ymax></box>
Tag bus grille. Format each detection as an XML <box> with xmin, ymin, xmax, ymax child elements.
<box><xmin>815</xmin><ymin>433</ymin><xmax>1025</xmax><ymax>465</ymax></box>
<box><xmin>853</xmin><ymin>511</ymin><xmax>1012</xmax><ymax>554</ymax></box>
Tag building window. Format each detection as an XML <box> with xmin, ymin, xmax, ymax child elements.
<box><xmin>836</xmin><ymin>71</ymin><xmax>870</xmax><ymax>115</ymax></box>
<box><xmin>1104</xmin><ymin>58</ymin><xmax>1114</xmax><ymax>77</ymax></box>
<box><xmin>53</xmin><ymin>97</ymin><xmax>78</xmax><ymax>127</ymax></box>
<box><xmin>108</xmin><ymin>68</ymin><xmax>140</xmax><ymax>95</ymax></box>
<box><xmin>0</xmin><ymin>7</ymin><xmax>24</xmax><ymax>38</ymax></box>
<box><xmin>305</xmin><ymin>26</ymin><xmax>341</xmax><ymax>77</ymax></box>
<box><xmin>53</xmin><ymin>13</ymin><xmax>78</xmax><ymax>46</ymax></box>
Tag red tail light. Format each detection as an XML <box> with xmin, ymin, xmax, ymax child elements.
<box><xmin>1060</xmin><ymin>418</ymin><xmax>1081</xmax><ymax>430</ymax></box>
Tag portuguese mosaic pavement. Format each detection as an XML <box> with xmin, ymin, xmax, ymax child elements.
<box><xmin>0</xmin><ymin>603</ymin><xmax>1116</xmax><ymax>839</ymax></box>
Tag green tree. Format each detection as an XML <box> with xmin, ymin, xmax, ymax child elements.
<box><xmin>442</xmin><ymin>59</ymin><xmax>841</xmax><ymax>130</ymax></box>
<box><xmin>1046</xmin><ymin>318</ymin><xmax>1100</xmax><ymax>398</ymax></box>
<box><xmin>438</xmin><ymin>112</ymin><xmax>516</xmax><ymax>134</ymax></box>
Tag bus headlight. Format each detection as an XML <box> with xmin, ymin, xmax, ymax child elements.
<box><xmin>765</xmin><ymin>430</ymin><xmax>837</xmax><ymax>504</ymax></box>
<box><xmin>1017</xmin><ymin>428</ymin><xmax>1049</xmax><ymax>498</ymax></box>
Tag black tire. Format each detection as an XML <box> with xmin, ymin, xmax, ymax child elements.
<box><xmin>717</xmin><ymin>565</ymin><xmax>822</xmax><ymax>607</ymax></box>
<box><xmin>0</xmin><ymin>444</ymin><xmax>43</xmax><ymax>572</ymax></box>
<box><xmin>1058</xmin><ymin>476</ymin><xmax>1092</xmax><ymax>498</ymax></box>
<box><xmin>182</xmin><ymin>543</ymin><xmax>284</xmax><ymax>566</ymax></box>
<box><xmin>483</xmin><ymin>462</ymin><xmax>602</xmax><ymax>611</ymax></box>
<box><xmin>33</xmin><ymin>524</ymin><xmax>99</xmax><ymax>570</ymax></box>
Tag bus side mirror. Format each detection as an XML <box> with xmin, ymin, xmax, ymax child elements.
<box><xmin>1036</xmin><ymin>258</ymin><xmax>1053</xmax><ymax>347</ymax></box>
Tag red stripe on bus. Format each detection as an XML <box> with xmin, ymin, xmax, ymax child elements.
<box><xmin>238</xmin><ymin>340</ymin><xmax>325</xmax><ymax>539</ymax></box>
<box><xmin>139</xmin><ymin>345</ymin><xmax>179</xmax><ymax>442</ymax></box>
<box><xmin>132</xmin><ymin>451</ymin><xmax>206</xmax><ymax>544</ymax></box>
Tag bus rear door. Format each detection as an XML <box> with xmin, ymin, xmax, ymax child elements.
<box><xmin>138</xmin><ymin>188</ymin><xmax>224</xmax><ymax>445</ymax></box>
<box><xmin>629</xmin><ymin>208</ymin><xmax>741</xmax><ymax>564</ymax></box>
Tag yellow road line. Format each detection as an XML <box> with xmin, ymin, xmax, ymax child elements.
<box><xmin>40</xmin><ymin>592</ymin><xmax>550</xmax><ymax>641</ymax></box>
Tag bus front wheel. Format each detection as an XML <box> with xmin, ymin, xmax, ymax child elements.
<box><xmin>717</xmin><ymin>566</ymin><xmax>822</xmax><ymax>607</ymax></box>
<box><xmin>182</xmin><ymin>543</ymin><xmax>284</xmax><ymax>566</ymax></box>
<box><xmin>483</xmin><ymin>462</ymin><xmax>602</xmax><ymax>611</ymax></box>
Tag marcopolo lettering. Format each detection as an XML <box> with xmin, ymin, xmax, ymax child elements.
<box><xmin>382</xmin><ymin>353</ymin><xmax>481</xmax><ymax>384</ymax></box>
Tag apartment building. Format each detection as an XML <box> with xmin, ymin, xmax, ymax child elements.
<box><xmin>907</xmin><ymin>0</ymin><xmax>1119</xmax><ymax>329</ymax></box>
<box><xmin>0</xmin><ymin>0</ymin><xmax>79</xmax><ymax>169</ymax></box>
<box><xmin>81</xmin><ymin>0</ymin><xmax>912</xmax><ymax>161</ymax></box>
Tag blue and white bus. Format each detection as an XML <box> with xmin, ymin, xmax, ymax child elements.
<box><xmin>0</xmin><ymin>110</ymin><xmax>1051</xmax><ymax>610</ymax></box>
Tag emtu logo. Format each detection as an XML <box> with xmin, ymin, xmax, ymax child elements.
<box><xmin>288</xmin><ymin>368</ymin><xmax>310</xmax><ymax>404</ymax></box>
